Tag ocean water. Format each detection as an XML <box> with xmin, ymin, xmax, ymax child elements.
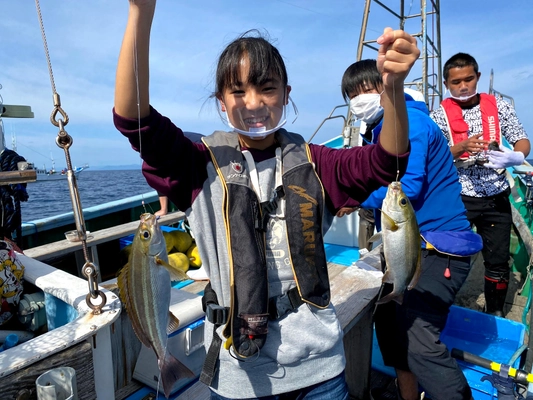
<box><xmin>19</xmin><ymin>169</ymin><xmax>154</xmax><ymax>222</ymax></box>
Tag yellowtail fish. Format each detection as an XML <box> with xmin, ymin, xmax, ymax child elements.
<box><xmin>117</xmin><ymin>213</ymin><xmax>194</xmax><ymax>398</ymax></box>
<box><xmin>377</xmin><ymin>181</ymin><xmax>422</xmax><ymax>305</ymax></box>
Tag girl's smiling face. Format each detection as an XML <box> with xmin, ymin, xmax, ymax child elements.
<box><xmin>218</xmin><ymin>56</ymin><xmax>290</xmax><ymax>142</ymax></box>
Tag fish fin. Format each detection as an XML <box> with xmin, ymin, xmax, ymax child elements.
<box><xmin>117</xmin><ymin>263</ymin><xmax>153</xmax><ymax>348</ymax></box>
<box><xmin>160</xmin><ymin>352</ymin><xmax>195</xmax><ymax>398</ymax></box>
<box><xmin>381</xmin><ymin>211</ymin><xmax>398</xmax><ymax>231</ymax></box>
<box><xmin>167</xmin><ymin>312</ymin><xmax>181</xmax><ymax>335</ymax></box>
<box><xmin>157</xmin><ymin>257</ymin><xmax>190</xmax><ymax>282</ymax></box>
<box><xmin>368</xmin><ymin>232</ymin><xmax>382</xmax><ymax>243</ymax></box>
<box><xmin>100</xmin><ymin>282</ymin><xmax>118</xmax><ymax>291</ymax></box>
<box><xmin>376</xmin><ymin>291</ymin><xmax>403</xmax><ymax>305</ymax></box>
<box><xmin>407</xmin><ymin>250</ymin><xmax>423</xmax><ymax>290</ymax></box>
<box><xmin>116</xmin><ymin>264</ymin><xmax>130</xmax><ymax>312</ymax></box>
<box><xmin>382</xmin><ymin>269</ymin><xmax>393</xmax><ymax>284</ymax></box>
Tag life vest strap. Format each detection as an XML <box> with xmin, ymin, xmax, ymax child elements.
<box><xmin>268</xmin><ymin>286</ymin><xmax>303</xmax><ymax>320</ymax></box>
<box><xmin>200</xmin><ymin>284</ymin><xmax>304</xmax><ymax>386</ymax></box>
<box><xmin>200</xmin><ymin>283</ymin><xmax>227</xmax><ymax>386</ymax></box>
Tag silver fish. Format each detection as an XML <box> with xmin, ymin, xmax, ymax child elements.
<box><xmin>377</xmin><ymin>181</ymin><xmax>422</xmax><ymax>305</ymax></box>
<box><xmin>117</xmin><ymin>213</ymin><xmax>193</xmax><ymax>398</ymax></box>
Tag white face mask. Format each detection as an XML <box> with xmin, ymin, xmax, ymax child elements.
<box><xmin>349</xmin><ymin>93</ymin><xmax>384</xmax><ymax>124</ymax></box>
<box><xmin>226</xmin><ymin>105</ymin><xmax>287</xmax><ymax>139</ymax></box>
<box><xmin>447</xmin><ymin>84</ymin><xmax>478</xmax><ymax>102</ymax></box>
<box><xmin>224</xmin><ymin>96</ymin><xmax>298</xmax><ymax>140</ymax></box>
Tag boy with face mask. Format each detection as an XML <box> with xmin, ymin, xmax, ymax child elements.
<box><xmin>430</xmin><ymin>52</ymin><xmax>530</xmax><ymax>318</ymax></box>
<box><xmin>341</xmin><ymin>59</ymin><xmax>482</xmax><ymax>400</ymax></box>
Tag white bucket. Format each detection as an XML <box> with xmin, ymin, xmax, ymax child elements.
<box><xmin>36</xmin><ymin>367</ymin><xmax>78</xmax><ymax>400</ymax></box>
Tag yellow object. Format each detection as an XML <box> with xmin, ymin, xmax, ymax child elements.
<box><xmin>187</xmin><ymin>243</ymin><xmax>202</xmax><ymax>268</ymax></box>
<box><xmin>224</xmin><ymin>337</ymin><xmax>233</xmax><ymax>350</ymax></box>
<box><xmin>168</xmin><ymin>252</ymin><xmax>190</xmax><ymax>273</ymax></box>
<box><xmin>162</xmin><ymin>232</ymin><xmax>175</xmax><ymax>254</ymax></box>
<box><xmin>165</xmin><ymin>230</ymin><xmax>193</xmax><ymax>253</ymax></box>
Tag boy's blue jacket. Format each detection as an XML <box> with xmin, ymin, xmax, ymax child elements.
<box><xmin>361</xmin><ymin>95</ymin><xmax>482</xmax><ymax>256</ymax></box>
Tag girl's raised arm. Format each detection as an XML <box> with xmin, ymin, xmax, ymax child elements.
<box><xmin>376</xmin><ymin>28</ymin><xmax>420</xmax><ymax>155</ymax></box>
<box><xmin>114</xmin><ymin>0</ymin><xmax>156</xmax><ymax>119</ymax></box>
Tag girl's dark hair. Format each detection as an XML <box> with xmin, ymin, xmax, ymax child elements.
<box><xmin>443</xmin><ymin>52</ymin><xmax>479</xmax><ymax>81</ymax></box>
<box><xmin>214</xmin><ymin>30</ymin><xmax>288</xmax><ymax>97</ymax></box>
<box><xmin>341</xmin><ymin>59</ymin><xmax>382</xmax><ymax>102</ymax></box>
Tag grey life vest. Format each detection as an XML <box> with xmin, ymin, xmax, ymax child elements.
<box><xmin>202</xmin><ymin>129</ymin><xmax>331</xmax><ymax>359</ymax></box>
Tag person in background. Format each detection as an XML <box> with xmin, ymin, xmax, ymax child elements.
<box><xmin>114</xmin><ymin>1</ymin><xmax>419</xmax><ymax>398</ymax></box>
<box><xmin>340</xmin><ymin>59</ymin><xmax>482</xmax><ymax>400</ymax></box>
<box><xmin>155</xmin><ymin>193</ymin><xmax>168</xmax><ymax>217</ymax></box>
<box><xmin>430</xmin><ymin>52</ymin><xmax>530</xmax><ymax>317</ymax></box>
<box><xmin>0</xmin><ymin>139</ymin><xmax>29</xmax><ymax>248</ymax></box>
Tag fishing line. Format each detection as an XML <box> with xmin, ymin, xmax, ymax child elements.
<box><xmin>132</xmin><ymin>11</ymin><xmax>150</xmax><ymax>216</ymax></box>
<box><xmin>132</xmin><ymin>10</ymin><xmax>163</xmax><ymax>397</ymax></box>
<box><xmin>394</xmin><ymin>83</ymin><xmax>400</xmax><ymax>182</ymax></box>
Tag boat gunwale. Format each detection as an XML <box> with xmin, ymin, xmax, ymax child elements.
<box><xmin>0</xmin><ymin>254</ymin><xmax>121</xmax><ymax>378</ymax></box>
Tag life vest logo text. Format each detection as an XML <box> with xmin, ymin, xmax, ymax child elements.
<box><xmin>289</xmin><ymin>185</ymin><xmax>318</xmax><ymax>266</ymax></box>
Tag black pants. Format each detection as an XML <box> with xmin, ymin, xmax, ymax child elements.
<box><xmin>374</xmin><ymin>250</ymin><xmax>472</xmax><ymax>400</ymax></box>
<box><xmin>461</xmin><ymin>190</ymin><xmax>512</xmax><ymax>278</ymax></box>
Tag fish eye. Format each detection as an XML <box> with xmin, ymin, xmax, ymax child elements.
<box><xmin>400</xmin><ymin>198</ymin><xmax>408</xmax><ymax>206</ymax></box>
<box><xmin>141</xmin><ymin>229</ymin><xmax>151</xmax><ymax>239</ymax></box>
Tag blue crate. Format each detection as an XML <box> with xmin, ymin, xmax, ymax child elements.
<box><xmin>371</xmin><ymin>305</ymin><xmax>526</xmax><ymax>400</ymax></box>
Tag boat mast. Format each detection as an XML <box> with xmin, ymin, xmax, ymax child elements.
<box><xmin>356</xmin><ymin>0</ymin><xmax>443</xmax><ymax>111</ymax></box>
<box><xmin>308</xmin><ymin>0</ymin><xmax>443</xmax><ymax>145</ymax></box>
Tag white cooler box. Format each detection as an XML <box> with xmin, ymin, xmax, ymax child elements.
<box><xmin>133</xmin><ymin>288</ymin><xmax>206</xmax><ymax>395</ymax></box>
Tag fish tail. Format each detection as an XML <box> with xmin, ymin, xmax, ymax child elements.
<box><xmin>376</xmin><ymin>291</ymin><xmax>404</xmax><ymax>305</ymax></box>
<box><xmin>160</xmin><ymin>353</ymin><xmax>195</xmax><ymax>398</ymax></box>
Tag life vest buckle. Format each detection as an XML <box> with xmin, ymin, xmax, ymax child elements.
<box><xmin>268</xmin><ymin>287</ymin><xmax>303</xmax><ymax>320</ymax></box>
<box><xmin>205</xmin><ymin>303</ymin><xmax>229</xmax><ymax>325</ymax></box>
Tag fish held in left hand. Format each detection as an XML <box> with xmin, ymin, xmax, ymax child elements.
<box><xmin>117</xmin><ymin>213</ymin><xmax>194</xmax><ymax>398</ymax></box>
<box><xmin>376</xmin><ymin>181</ymin><xmax>422</xmax><ymax>305</ymax></box>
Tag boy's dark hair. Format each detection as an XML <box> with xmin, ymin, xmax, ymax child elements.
<box><xmin>215</xmin><ymin>30</ymin><xmax>288</xmax><ymax>97</ymax></box>
<box><xmin>443</xmin><ymin>53</ymin><xmax>479</xmax><ymax>81</ymax></box>
<box><xmin>341</xmin><ymin>59</ymin><xmax>382</xmax><ymax>102</ymax></box>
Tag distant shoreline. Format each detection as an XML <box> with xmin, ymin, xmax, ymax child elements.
<box><xmin>85</xmin><ymin>165</ymin><xmax>141</xmax><ymax>171</ymax></box>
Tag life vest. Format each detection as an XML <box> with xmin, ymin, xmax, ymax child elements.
<box><xmin>440</xmin><ymin>94</ymin><xmax>501</xmax><ymax>159</ymax></box>
<box><xmin>201</xmin><ymin>130</ymin><xmax>330</xmax><ymax>360</ymax></box>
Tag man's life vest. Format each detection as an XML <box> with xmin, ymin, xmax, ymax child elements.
<box><xmin>202</xmin><ymin>130</ymin><xmax>331</xmax><ymax>360</ymax></box>
<box><xmin>440</xmin><ymin>93</ymin><xmax>501</xmax><ymax>159</ymax></box>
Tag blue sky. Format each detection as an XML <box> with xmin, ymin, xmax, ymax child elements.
<box><xmin>1</xmin><ymin>1</ymin><xmax>532</xmax><ymax>168</ymax></box>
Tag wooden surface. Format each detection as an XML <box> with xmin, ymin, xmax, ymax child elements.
<box><xmin>0</xmin><ymin>169</ymin><xmax>37</xmax><ymax>185</ymax></box>
<box><xmin>0</xmin><ymin>340</ymin><xmax>95</xmax><ymax>400</ymax></box>
<box><xmin>23</xmin><ymin>211</ymin><xmax>186</xmax><ymax>261</ymax></box>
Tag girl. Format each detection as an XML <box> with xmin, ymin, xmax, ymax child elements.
<box><xmin>114</xmin><ymin>1</ymin><xmax>419</xmax><ymax>398</ymax></box>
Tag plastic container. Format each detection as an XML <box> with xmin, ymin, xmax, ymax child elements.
<box><xmin>372</xmin><ymin>305</ymin><xmax>526</xmax><ymax>400</ymax></box>
<box><xmin>0</xmin><ymin>333</ymin><xmax>19</xmax><ymax>352</ymax></box>
<box><xmin>36</xmin><ymin>366</ymin><xmax>78</xmax><ymax>400</ymax></box>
